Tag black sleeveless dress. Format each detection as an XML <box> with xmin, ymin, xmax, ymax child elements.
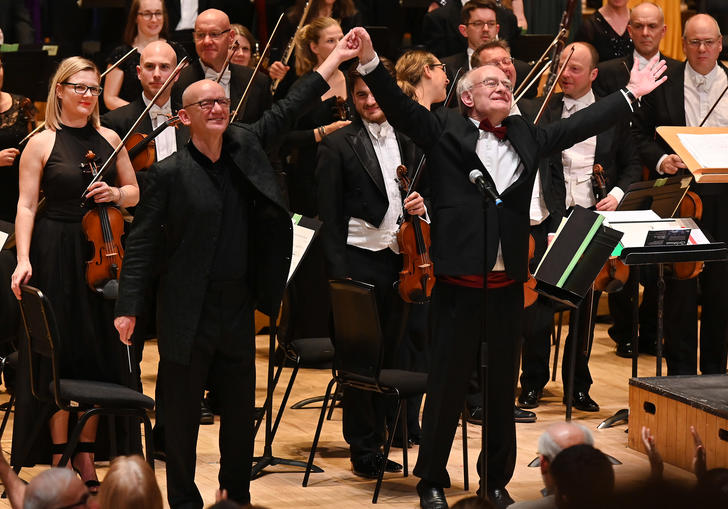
<box><xmin>11</xmin><ymin>124</ymin><xmax>140</xmax><ymax>466</ymax></box>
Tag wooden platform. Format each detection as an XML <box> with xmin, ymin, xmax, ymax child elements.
<box><xmin>628</xmin><ymin>374</ymin><xmax>728</xmax><ymax>471</ymax></box>
<box><xmin>0</xmin><ymin>312</ymin><xmax>698</xmax><ymax>508</ymax></box>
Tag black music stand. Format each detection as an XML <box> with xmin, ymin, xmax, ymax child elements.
<box><xmin>251</xmin><ymin>215</ymin><xmax>324</xmax><ymax>479</ymax></box>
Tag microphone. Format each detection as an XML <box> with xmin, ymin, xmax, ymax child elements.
<box><xmin>469</xmin><ymin>169</ymin><xmax>503</xmax><ymax>207</ymax></box>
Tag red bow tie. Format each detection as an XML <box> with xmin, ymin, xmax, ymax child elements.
<box><xmin>479</xmin><ymin>119</ymin><xmax>507</xmax><ymax>140</ymax></box>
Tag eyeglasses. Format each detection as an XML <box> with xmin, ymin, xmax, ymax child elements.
<box><xmin>470</xmin><ymin>77</ymin><xmax>513</xmax><ymax>92</ymax></box>
<box><xmin>138</xmin><ymin>10</ymin><xmax>163</xmax><ymax>20</ymax></box>
<box><xmin>483</xmin><ymin>57</ymin><xmax>514</xmax><ymax>67</ymax></box>
<box><xmin>430</xmin><ymin>63</ymin><xmax>447</xmax><ymax>73</ymax></box>
<box><xmin>193</xmin><ymin>29</ymin><xmax>231</xmax><ymax>41</ymax></box>
<box><xmin>60</xmin><ymin>82</ymin><xmax>103</xmax><ymax>96</ymax></box>
<box><xmin>685</xmin><ymin>38</ymin><xmax>719</xmax><ymax>48</ymax></box>
<box><xmin>466</xmin><ymin>21</ymin><xmax>497</xmax><ymax>29</ymax></box>
<box><xmin>183</xmin><ymin>97</ymin><xmax>231</xmax><ymax>111</ymax></box>
<box><xmin>58</xmin><ymin>491</ymin><xmax>90</xmax><ymax>509</ymax></box>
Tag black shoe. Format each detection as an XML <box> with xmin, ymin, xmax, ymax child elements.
<box><xmin>465</xmin><ymin>405</ymin><xmax>482</xmax><ymax>425</ymax></box>
<box><xmin>200</xmin><ymin>399</ymin><xmax>214</xmax><ymax>425</ymax></box>
<box><xmin>616</xmin><ymin>341</ymin><xmax>633</xmax><ymax>358</ymax></box>
<box><xmin>487</xmin><ymin>488</ymin><xmax>515</xmax><ymax>508</ymax></box>
<box><xmin>564</xmin><ymin>391</ymin><xmax>600</xmax><ymax>412</ymax></box>
<box><xmin>392</xmin><ymin>435</ymin><xmax>417</xmax><ymax>448</ymax></box>
<box><xmin>351</xmin><ymin>453</ymin><xmax>402</xmax><ymax>478</ymax></box>
<box><xmin>417</xmin><ymin>479</ymin><xmax>448</xmax><ymax>509</ymax></box>
<box><xmin>514</xmin><ymin>406</ymin><xmax>536</xmax><ymax>423</ymax></box>
<box><xmin>517</xmin><ymin>388</ymin><xmax>542</xmax><ymax>409</ymax></box>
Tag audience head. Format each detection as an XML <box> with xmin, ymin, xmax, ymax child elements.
<box><xmin>537</xmin><ymin>422</ymin><xmax>594</xmax><ymax>492</ymax></box>
<box><xmin>559</xmin><ymin>42</ymin><xmax>599</xmax><ymax>100</ymax></box>
<box><xmin>683</xmin><ymin>14</ymin><xmax>723</xmax><ymax>76</ymax></box>
<box><xmin>696</xmin><ymin>468</ymin><xmax>728</xmax><ymax>507</ymax></box>
<box><xmin>550</xmin><ymin>444</ymin><xmax>615</xmax><ymax>509</ymax></box>
<box><xmin>459</xmin><ymin>1</ymin><xmax>499</xmax><ymax>50</ymax></box>
<box><xmin>137</xmin><ymin>40</ymin><xmax>178</xmax><ymax>102</ymax></box>
<box><xmin>97</xmin><ymin>455</ymin><xmax>163</xmax><ymax>509</ymax></box>
<box><xmin>124</xmin><ymin>0</ymin><xmax>168</xmax><ymax>46</ymax></box>
<box><xmin>295</xmin><ymin>17</ymin><xmax>343</xmax><ymax>76</ymax></box>
<box><xmin>395</xmin><ymin>50</ymin><xmax>449</xmax><ymax>104</ymax></box>
<box><xmin>23</xmin><ymin>468</ymin><xmax>91</xmax><ymax>509</ymax></box>
<box><xmin>349</xmin><ymin>57</ymin><xmax>395</xmax><ymax>124</ymax></box>
<box><xmin>451</xmin><ymin>495</ymin><xmax>495</xmax><ymax>508</ymax></box>
<box><xmin>472</xmin><ymin>40</ymin><xmax>516</xmax><ymax>84</ymax></box>
<box><xmin>628</xmin><ymin>3</ymin><xmax>667</xmax><ymax>60</ymax></box>
<box><xmin>457</xmin><ymin>64</ymin><xmax>512</xmax><ymax>121</ymax></box>
<box><xmin>180</xmin><ymin>80</ymin><xmax>230</xmax><ymax>137</ymax></box>
<box><xmin>194</xmin><ymin>9</ymin><xmax>235</xmax><ymax>71</ymax></box>
<box><xmin>230</xmin><ymin>24</ymin><xmax>256</xmax><ymax>67</ymax></box>
<box><xmin>47</xmin><ymin>57</ymin><xmax>101</xmax><ymax>131</ymax></box>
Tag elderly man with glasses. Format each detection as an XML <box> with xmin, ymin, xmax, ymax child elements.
<box><xmin>346</xmin><ymin>26</ymin><xmax>666</xmax><ymax>509</ymax></box>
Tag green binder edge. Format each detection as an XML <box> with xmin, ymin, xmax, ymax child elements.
<box><xmin>556</xmin><ymin>215</ymin><xmax>605</xmax><ymax>288</ymax></box>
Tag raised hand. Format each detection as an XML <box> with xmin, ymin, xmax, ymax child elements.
<box><xmin>316</xmin><ymin>29</ymin><xmax>361</xmax><ymax>80</ymax></box>
<box><xmin>350</xmin><ymin>27</ymin><xmax>375</xmax><ymax>65</ymax></box>
<box><xmin>641</xmin><ymin>426</ymin><xmax>664</xmax><ymax>480</ymax></box>
<box><xmin>627</xmin><ymin>54</ymin><xmax>668</xmax><ymax>98</ymax></box>
<box><xmin>690</xmin><ymin>425</ymin><xmax>707</xmax><ymax>480</ymax></box>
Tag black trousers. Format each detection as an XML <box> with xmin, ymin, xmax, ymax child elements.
<box><xmin>607</xmin><ymin>268</ymin><xmax>657</xmax><ymax>347</ymax></box>
<box><xmin>414</xmin><ymin>281</ymin><xmax>521</xmax><ymax>489</ymax></box>
<box><xmin>160</xmin><ymin>281</ymin><xmax>255</xmax><ymax>509</ymax></box>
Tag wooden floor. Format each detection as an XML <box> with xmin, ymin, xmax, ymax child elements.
<box><xmin>0</xmin><ymin>303</ymin><xmax>698</xmax><ymax>508</ymax></box>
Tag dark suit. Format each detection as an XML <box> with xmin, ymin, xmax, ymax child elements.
<box><xmin>442</xmin><ymin>52</ymin><xmax>535</xmax><ymax>99</ymax></box>
<box><xmin>317</xmin><ymin>118</ymin><xmax>424</xmax><ymax>457</ymax></box>
<box><xmin>632</xmin><ymin>61</ymin><xmax>728</xmax><ymax>375</ymax></box>
<box><xmin>0</xmin><ymin>0</ymin><xmax>33</xmax><ymax>44</ymax></box>
<box><xmin>116</xmin><ymin>72</ymin><xmax>329</xmax><ymax>508</ymax></box>
<box><xmin>171</xmin><ymin>60</ymin><xmax>271</xmax><ymax>124</ymax></box>
<box><xmin>594</xmin><ymin>53</ymin><xmax>681</xmax><ymax>97</ymax></box>
<box><xmin>363</xmin><ymin>60</ymin><xmax>633</xmax><ymax>489</ymax></box>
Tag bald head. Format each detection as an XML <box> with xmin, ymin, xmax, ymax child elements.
<box><xmin>683</xmin><ymin>14</ymin><xmax>723</xmax><ymax>75</ymax></box>
<box><xmin>538</xmin><ymin>422</ymin><xmax>594</xmax><ymax>462</ymax></box>
<box><xmin>628</xmin><ymin>3</ymin><xmax>667</xmax><ymax>59</ymax></box>
<box><xmin>179</xmin><ymin>79</ymin><xmax>230</xmax><ymax>139</ymax></box>
<box><xmin>194</xmin><ymin>9</ymin><xmax>234</xmax><ymax>71</ymax></box>
<box><xmin>631</xmin><ymin>2</ymin><xmax>664</xmax><ymax>26</ymax></box>
<box><xmin>141</xmin><ymin>40</ymin><xmax>176</xmax><ymax>66</ymax></box>
<box><xmin>24</xmin><ymin>468</ymin><xmax>89</xmax><ymax>509</ymax></box>
<box><xmin>181</xmin><ymin>79</ymin><xmax>225</xmax><ymax>107</ymax></box>
<box><xmin>138</xmin><ymin>40</ymin><xmax>178</xmax><ymax>102</ymax></box>
<box><xmin>195</xmin><ymin>8</ymin><xmax>230</xmax><ymax>30</ymax></box>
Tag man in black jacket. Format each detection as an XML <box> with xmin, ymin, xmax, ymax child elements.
<box><xmin>170</xmin><ymin>9</ymin><xmax>270</xmax><ymax>124</ymax></box>
<box><xmin>114</xmin><ymin>38</ymin><xmax>358</xmax><ymax>509</ymax></box>
<box><xmin>346</xmin><ymin>26</ymin><xmax>665</xmax><ymax>509</ymax></box>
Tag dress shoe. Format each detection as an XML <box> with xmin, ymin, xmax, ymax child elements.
<box><xmin>487</xmin><ymin>487</ymin><xmax>515</xmax><ymax>508</ymax></box>
<box><xmin>615</xmin><ymin>341</ymin><xmax>634</xmax><ymax>358</ymax></box>
<box><xmin>564</xmin><ymin>391</ymin><xmax>600</xmax><ymax>412</ymax></box>
<box><xmin>351</xmin><ymin>453</ymin><xmax>402</xmax><ymax>478</ymax></box>
<box><xmin>465</xmin><ymin>405</ymin><xmax>482</xmax><ymax>425</ymax></box>
<box><xmin>200</xmin><ymin>399</ymin><xmax>214</xmax><ymax>425</ymax></box>
<box><xmin>417</xmin><ymin>479</ymin><xmax>448</xmax><ymax>509</ymax></box>
<box><xmin>392</xmin><ymin>433</ymin><xmax>421</xmax><ymax>448</ymax></box>
<box><xmin>514</xmin><ymin>406</ymin><xmax>536</xmax><ymax>423</ymax></box>
<box><xmin>517</xmin><ymin>388</ymin><xmax>542</xmax><ymax>409</ymax></box>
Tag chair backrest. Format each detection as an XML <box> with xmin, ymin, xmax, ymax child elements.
<box><xmin>328</xmin><ymin>279</ymin><xmax>384</xmax><ymax>380</ymax></box>
<box><xmin>18</xmin><ymin>285</ymin><xmax>61</xmax><ymax>405</ymax></box>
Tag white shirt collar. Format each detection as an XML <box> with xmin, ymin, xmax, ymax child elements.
<box><xmin>563</xmin><ymin>89</ymin><xmax>595</xmax><ymax>113</ymax></box>
<box><xmin>466</xmin><ymin>47</ymin><xmax>475</xmax><ymax>70</ymax></box>
<box><xmin>363</xmin><ymin>119</ymin><xmax>393</xmax><ymax>141</ymax></box>
<box><xmin>686</xmin><ymin>61</ymin><xmax>718</xmax><ymax>89</ymax></box>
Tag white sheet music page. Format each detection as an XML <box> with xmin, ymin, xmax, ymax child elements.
<box><xmin>677</xmin><ymin>133</ymin><xmax>728</xmax><ymax>168</ymax></box>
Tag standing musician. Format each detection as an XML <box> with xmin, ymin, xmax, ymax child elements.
<box><xmin>345</xmin><ymin>26</ymin><xmax>666</xmax><ymax>509</ymax></box>
<box><xmin>113</xmin><ymin>36</ymin><xmax>360</xmax><ymax>509</ymax></box>
<box><xmin>10</xmin><ymin>57</ymin><xmax>139</xmax><ymax>489</ymax></box>
<box><xmin>171</xmin><ymin>9</ymin><xmax>270</xmax><ymax>124</ymax></box>
<box><xmin>317</xmin><ymin>57</ymin><xmax>426</xmax><ymax>478</ymax></box>
<box><xmin>632</xmin><ymin>14</ymin><xmax>728</xmax><ymax>376</ymax></box>
<box><xmin>519</xmin><ymin>42</ymin><xmax>641</xmax><ymax>412</ymax></box>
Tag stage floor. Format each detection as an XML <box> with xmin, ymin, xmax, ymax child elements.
<box><xmin>0</xmin><ymin>312</ymin><xmax>698</xmax><ymax>508</ymax></box>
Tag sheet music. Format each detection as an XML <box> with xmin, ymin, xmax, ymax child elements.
<box><xmin>598</xmin><ymin>210</ymin><xmax>660</xmax><ymax>223</ymax></box>
<box><xmin>677</xmin><ymin>133</ymin><xmax>728</xmax><ymax>168</ymax></box>
<box><xmin>606</xmin><ymin>218</ymin><xmax>708</xmax><ymax>248</ymax></box>
<box><xmin>288</xmin><ymin>217</ymin><xmax>316</xmax><ymax>284</ymax></box>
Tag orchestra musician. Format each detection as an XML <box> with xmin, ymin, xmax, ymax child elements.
<box><xmin>9</xmin><ymin>56</ymin><xmax>139</xmax><ymax>490</ymax></box>
<box><xmin>632</xmin><ymin>13</ymin><xmax>728</xmax><ymax>376</ymax></box>
<box><xmin>113</xmin><ymin>34</ymin><xmax>360</xmax><ymax>509</ymax></box>
<box><xmin>345</xmin><ymin>26</ymin><xmax>666</xmax><ymax>509</ymax></box>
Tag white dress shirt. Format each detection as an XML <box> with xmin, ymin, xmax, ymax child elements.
<box><xmin>346</xmin><ymin>120</ymin><xmax>405</xmax><ymax>253</ymax></box>
<box><xmin>176</xmin><ymin>0</ymin><xmax>199</xmax><ymax>31</ymax></box>
<box><xmin>200</xmin><ymin>62</ymin><xmax>231</xmax><ymax>98</ymax></box>
<box><xmin>142</xmin><ymin>96</ymin><xmax>177</xmax><ymax>161</ymax></box>
<box><xmin>466</xmin><ymin>46</ymin><xmax>475</xmax><ymax>70</ymax></box>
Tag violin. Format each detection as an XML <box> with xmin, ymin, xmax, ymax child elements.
<box><xmin>670</xmin><ymin>190</ymin><xmax>704</xmax><ymax>279</ymax></box>
<box><xmin>395</xmin><ymin>164</ymin><xmax>435</xmax><ymax>303</ymax></box>
<box><xmin>124</xmin><ymin>115</ymin><xmax>181</xmax><ymax>172</ymax></box>
<box><xmin>524</xmin><ymin>234</ymin><xmax>538</xmax><ymax>307</ymax></box>
<box><xmin>591</xmin><ymin>163</ymin><xmax>630</xmax><ymax>293</ymax></box>
<box><xmin>81</xmin><ymin>150</ymin><xmax>124</xmax><ymax>294</ymax></box>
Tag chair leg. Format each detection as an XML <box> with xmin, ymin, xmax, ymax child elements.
<box><xmin>552</xmin><ymin>310</ymin><xmax>565</xmax><ymax>382</ymax></box>
<box><xmin>462</xmin><ymin>408</ymin><xmax>469</xmax><ymax>491</ymax></box>
<box><xmin>326</xmin><ymin>383</ymin><xmax>341</xmax><ymax>420</ymax></box>
<box><xmin>142</xmin><ymin>413</ymin><xmax>155</xmax><ymax>470</ymax></box>
<box><xmin>0</xmin><ymin>394</ymin><xmax>14</xmax><ymax>441</ymax></box>
<box><xmin>271</xmin><ymin>356</ymin><xmax>301</xmax><ymax>441</ymax></box>
<box><xmin>60</xmin><ymin>408</ymin><xmax>102</xmax><ymax>468</ymax></box>
<box><xmin>400</xmin><ymin>400</ymin><xmax>408</xmax><ymax>477</ymax></box>
<box><xmin>375</xmin><ymin>396</ymin><xmax>401</xmax><ymax>504</ymax></box>
<box><xmin>303</xmin><ymin>377</ymin><xmax>336</xmax><ymax>487</ymax></box>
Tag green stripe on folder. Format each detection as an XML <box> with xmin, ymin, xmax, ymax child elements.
<box><xmin>292</xmin><ymin>213</ymin><xmax>302</xmax><ymax>225</ymax></box>
<box><xmin>556</xmin><ymin>215</ymin><xmax>605</xmax><ymax>288</ymax></box>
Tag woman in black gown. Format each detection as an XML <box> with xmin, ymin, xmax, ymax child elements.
<box><xmin>10</xmin><ymin>56</ymin><xmax>139</xmax><ymax>487</ymax></box>
<box><xmin>576</xmin><ymin>0</ymin><xmax>633</xmax><ymax>62</ymax></box>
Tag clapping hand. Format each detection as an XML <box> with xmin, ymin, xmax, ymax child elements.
<box><xmin>641</xmin><ymin>426</ymin><xmax>664</xmax><ymax>480</ymax></box>
<box><xmin>627</xmin><ymin>54</ymin><xmax>668</xmax><ymax>99</ymax></box>
<box><xmin>691</xmin><ymin>425</ymin><xmax>707</xmax><ymax>480</ymax></box>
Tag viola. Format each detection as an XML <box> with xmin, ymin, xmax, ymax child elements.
<box><xmin>81</xmin><ymin>150</ymin><xmax>124</xmax><ymax>294</ymax></box>
<box><xmin>670</xmin><ymin>190</ymin><xmax>704</xmax><ymax>279</ymax></box>
<box><xmin>395</xmin><ymin>164</ymin><xmax>435</xmax><ymax>303</ymax></box>
<box><xmin>591</xmin><ymin>163</ymin><xmax>630</xmax><ymax>293</ymax></box>
<box><xmin>523</xmin><ymin>234</ymin><xmax>538</xmax><ymax>308</ymax></box>
<box><xmin>124</xmin><ymin>115</ymin><xmax>181</xmax><ymax>172</ymax></box>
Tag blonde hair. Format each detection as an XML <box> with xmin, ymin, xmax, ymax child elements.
<box><xmin>395</xmin><ymin>50</ymin><xmax>439</xmax><ymax>100</ymax></box>
<box><xmin>294</xmin><ymin>17</ymin><xmax>339</xmax><ymax>76</ymax></box>
<box><xmin>98</xmin><ymin>456</ymin><xmax>163</xmax><ymax>509</ymax></box>
<box><xmin>45</xmin><ymin>57</ymin><xmax>100</xmax><ymax>131</ymax></box>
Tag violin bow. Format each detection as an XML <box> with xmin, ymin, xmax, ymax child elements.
<box><xmin>512</xmin><ymin>60</ymin><xmax>550</xmax><ymax>107</ymax></box>
<box><xmin>404</xmin><ymin>67</ymin><xmax>464</xmax><ymax>198</ymax></box>
<box><xmin>19</xmin><ymin>47</ymin><xmax>139</xmax><ymax>147</ymax></box>
<box><xmin>80</xmin><ymin>56</ymin><xmax>189</xmax><ymax>202</ymax></box>
<box><xmin>231</xmin><ymin>12</ymin><xmax>285</xmax><ymax>122</ymax></box>
<box><xmin>534</xmin><ymin>46</ymin><xmax>575</xmax><ymax>125</ymax></box>
<box><xmin>512</xmin><ymin>28</ymin><xmax>565</xmax><ymax>99</ymax></box>
<box><xmin>700</xmin><ymin>83</ymin><xmax>728</xmax><ymax>127</ymax></box>
<box><xmin>216</xmin><ymin>40</ymin><xmax>240</xmax><ymax>83</ymax></box>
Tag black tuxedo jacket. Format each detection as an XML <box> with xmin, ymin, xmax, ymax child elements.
<box><xmin>115</xmin><ymin>71</ymin><xmax>329</xmax><ymax>365</ymax></box>
<box><xmin>539</xmin><ymin>92</ymin><xmax>641</xmax><ymax>212</ymax></box>
<box><xmin>363</xmin><ymin>61</ymin><xmax>632</xmax><ymax>282</ymax></box>
<box><xmin>171</xmin><ymin>60</ymin><xmax>271</xmax><ymax>124</ymax></box>
<box><xmin>594</xmin><ymin>53</ymin><xmax>681</xmax><ymax>97</ymax></box>
<box><xmin>316</xmin><ymin>118</ymin><xmax>420</xmax><ymax>278</ymax></box>
<box><xmin>441</xmin><ymin>51</ymin><xmax>534</xmax><ymax>99</ymax></box>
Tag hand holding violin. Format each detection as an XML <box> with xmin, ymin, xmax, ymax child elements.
<box><xmin>0</xmin><ymin>148</ymin><xmax>19</xmax><ymax>167</ymax></box>
<box><xmin>626</xmin><ymin>54</ymin><xmax>668</xmax><ymax>99</ymax></box>
<box><xmin>268</xmin><ymin>61</ymin><xmax>290</xmax><ymax>80</ymax></box>
<box><xmin>595</xmin><ymin>194</ymin><xmax>618</xmax><ymax>211</ymax></box>
<box><xmin>404</xmin><ymin>192</ymin><xmax>426</xmax><ymax>216</ymax></box>
<box><xmin>659</xmin><ymin>154</ymin><xmax>687</xmax><ymax>175</ymax></box>
<box><xmin>85</xmin><ymin>181</ymin><xmax>122</xmax><ymax>204</ymax></box>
